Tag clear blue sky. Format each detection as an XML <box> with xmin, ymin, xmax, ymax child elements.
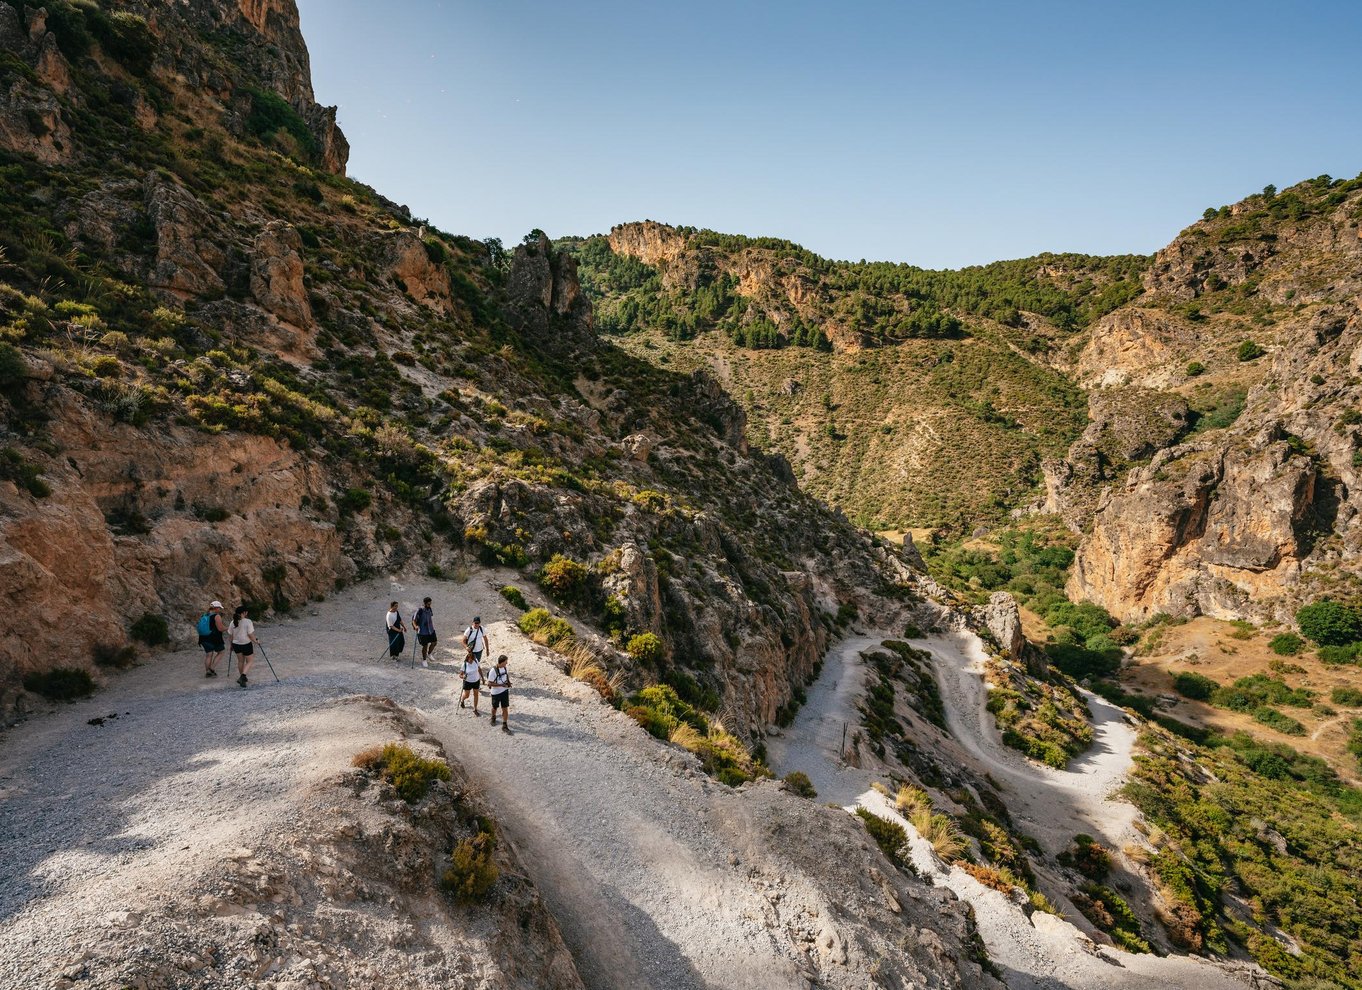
<box><xmin>295</xmin><ymin>0</ymin><xmax>1362</xmax><ymax>269</ymax></box>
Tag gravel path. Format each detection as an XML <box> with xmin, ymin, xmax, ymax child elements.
<box><xmin>0</xmin><ymin>575</ymin><xmax>858</xmax><ymax>990</ymax></box>
<box><xmin>767</xmin><ymin>629</ymin><xmax>1259</xmax><ymax>990</ymax></box>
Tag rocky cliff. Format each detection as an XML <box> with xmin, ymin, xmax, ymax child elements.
<box><xmin>1060</xmin><ymin>176</ymin><xmax>1362</xmax><ymax>621</ymax></box>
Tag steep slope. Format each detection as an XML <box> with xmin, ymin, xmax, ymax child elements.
<box><xmin>0</xmin><ymin>0</ymin><xmax>922</xmax><ymax>746</ymax></box>
<box><xmin>561</xmin><ymin>223</ymin><xmax>1146</xmax><ymax>530</ymax></box>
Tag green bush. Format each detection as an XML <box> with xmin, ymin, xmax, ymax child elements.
<box><xmin>499</xmin><ymin>585</ymin><xmax>528</xmax><ymax>610</ymax></box>
<box><xmin>1236</xmin><ymin>339</ymin><xmax>1266</xmax><ymax>362</ymax></box>
<box><xmin>339</xmin><ymin>487</ymin><xmax>372</xmax><ymax>513</ymax></box>
<box><xmin>352</xmin><ymin>743</ymin><xmax>450</xmax><ymax>803</ymax></box>
<box><xmin>1058</xmin><ymin>833</ymin><xmax>1112</xmax><ymax>880</ymax></box>
<box><xmin>517</xmin><ymin>608</ymin><xmax>574</xmax><ymax>648</ymax></box>
<box><xmin>783</xmin><ymin>771</ymin><xmax>817</xmax><ymax>798</ymax></box>
<box><xmin>0</xmin><ymin>447</ymin><xmax>50</xmax><ymax>498</ymax></box>
<box><xmin>22</xmin><ymin>667</ymin><xmax>96</xmax><ymax>701</ymax></box>
<box><xmin>1185</xmin><ymin>360</ymin><xmax>1206</xmax><ymax>377</ymax></box>
<box><xmin>442</xmin><ymin>830</ymin><xmax>498</xmax><ymax>902</ymax></box>
<box><xmin>130</xmin><ymin>612</ymin><xmax>169</xmax><ymax>646</ymax></box>
<box><xmin>854</xmin><ymin>807</ymin><xmax>910</xmax><ymax>869</ymax></box>
<box><xmin>245</xmin><ymin>88</ymin><xmax>320</xmax><ymax>160</ymax></box>
<box><xmin>92</xmin><ymin>643</ymin><xmax>137</xmax><ymax>668</ymax></box>
<box><xmin>626</xmin><ymin>684</ymin><xmax>708</xmax><ymax>737</ymax></box>
<box><xmin>1173</xmin><ymin>671</ymin><xmax>1218</xmax><ymax>701</ymax></box>
<box><xmin>1317</xmin><ymin>643</ymin><xmax>1362</xmax><ymax>665</ymax></box>
<box><xmin>626</xmin><ymin>632</ymin><xmax>663</xmax><ymax>664</ymax></box>
<box><xmin>1253</xmin><ymin>707</ymin><xmax>1305</xmax><ymax>736</ymax></box>
<box><xmin>1074</xmin><ymin>883</ymin><xmax>1150</xmax><ymax>953</ymax></box>
<box><xmin>538</xmin><ymin>554</ymin><xmax>589</xmax><ymax>600</ymax></box>
<box><xmin>1268</xmin><ymin>632</ymin><xmax>1304</xmax><ymax>656</ymax></box>
<box><xmin>0</xmin><ymin>342</ymin><xmax>26</xmax><ymax>386</ymax></box>
<box><xmin>1329</xmin><ymin>687</ymin><xmax>1362</xmax><ymax>707</ymax></box>
<box><xmin>1296</xmin><ymin>599</ymin><xmax>1362</xmax><ymax>646</ymax></box>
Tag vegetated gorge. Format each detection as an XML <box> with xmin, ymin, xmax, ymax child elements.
<box><xmin>0</xmin><ymin>2</ymin><xmax>1358</xmax><ymax>989</ymax></box>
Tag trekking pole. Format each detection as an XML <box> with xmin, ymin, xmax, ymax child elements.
<box><xmin>375</xmin><ymin>630</ymin><xmax>399</xmax><ymax>663</ymax></box>
<box><xmin>258</xmin><ymin>643</ymin><xmax>280</xmax><ymax>683</ymax></box>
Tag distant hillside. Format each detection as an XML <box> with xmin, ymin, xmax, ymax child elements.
<box><xmin>561</xmin><ymin>224</ymin><xmax>1147</xmax><ymax>531</ymax></box>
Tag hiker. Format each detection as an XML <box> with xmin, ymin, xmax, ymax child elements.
<box><xmin>412</xmin><ymin>597</ymin><xmax>437</xmax><ymax>668</ymax></box>
<box><xmin>487</xmin><ymin>654</ymin><xmax>512</xmax><ymax>734</ymax></box>
<box><xmin>227</xmin><ymin>605</ymin><xmax>260</xmax><ymax>687</ymax></box>
<box><xmin>459</xmin><ymin>649</ymin><xmax>485</xmax><ymax>716</ymax></box>
<box><xmin>385</xmin><ymin>601</ymin><xmax>406</xmax><ymax>662</ymax></box>
<box><xmin>461</xmin><ymin>615</ymin><xmax>489</xmax><ymax>663</ymax></box>
<box><xmin>197</xmin><ymin>600</ymin><xmax>227</xmax><ymax>678</ymax></box>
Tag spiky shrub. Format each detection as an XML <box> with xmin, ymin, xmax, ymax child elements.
<box><xmin>538</xmin><ymin>554</ymin><xmax>589</xmax><ymax>602</ymax></box>
<box><xmin>22</xmin><ymin>667</ymin><xmax>95</xmax><ymax>701</ymax></box>
<box><xmin>442</xmin><ymin>831</ymin><xmax>498</xmax><ymax>903</ymax></box>
<box><xmin>352</xmin><ymin>743</ymin><xmax>450</xmax><ymax>803</ymax></box>
<box><xmin>517</xmin><ymin>608</ymin><xmax>575</xmax><ymax>649</ymax></box>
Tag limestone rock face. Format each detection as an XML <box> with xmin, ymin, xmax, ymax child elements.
<box><xmin>381</xmin><ymin>230</ymin><xmax>452</xmax><ymax>313</ymax></box>
<box><xmin>690</xmin><ymin>370</ymin><xmax>749</xmax><ymax>454</ymax></box>
<box><xmin>250</xmin><ymin>221</ymin><xmax>314</xmax><ymax>328</ymax></box>
<box><xmin>0</xmin><ymin>396</ymin><xmax>351</xmax><ymax>713</ymax></box>
<box><xmin>979</xmin><ymin>592</ymin><xmax>1026</xmax><ymax>660</ymax></box>
<box><xmin>1076</xmin><ymin>308</ymin><xmax>1199</xmax><ymax>388</ymax></box>
<box><xmin>607</xmin><ymin>220</ymin><xmax>690</xmax><ymax>267</ymax></box>
<box><xmin>600</xmin><ymin>543</ymin><xmax>664</xmax><ymax>638</ymax></box>
<box><xmin>1068</xmin><ymin>433</ymin><xmax>1318</xmax><ymax>622</ymax></box>
<box><xmin>144</xmin><ymin>172</ymin><xmax>227</xmax><ymax>299</ymax></box>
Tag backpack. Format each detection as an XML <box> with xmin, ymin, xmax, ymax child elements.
<box><xmin>197</xmin><ymin>613</ymin><xmax>214</xmax><ymax>636</ymax></box>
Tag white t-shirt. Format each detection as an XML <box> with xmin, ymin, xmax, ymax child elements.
<box><xmin>229</xmin><ymin>618</ymin><xmax>254</xmax><ymax>646</ymax></box>
<box><xmin>462</xmin><ymin>659</ymin><xmax>482</xmax><ymax>683</ymax></box>
<box><xmin>487</xmin><ymin>666</ymin><xmax>509</xmax><ymax>695</ymax></box>
<box><xmin>464</xmin><ymin>626</ymin><xmax>485</xmax><ymax>652</ymax></box>
<box><xmin>386</xmin><ymin>609</ymin><xmax>401</xmax><ymax>631</ymax></box>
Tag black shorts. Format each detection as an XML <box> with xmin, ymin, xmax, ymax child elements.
<box><xmin>463</xmin><ymin>680</ymin><xmax>481</xmax><ymax>691</ymax></box>
<box><xmin>491</xmin><ymin>691</ymin><xmax>509</xmax><ymax>709</ymax></box>
<box><xmin>231</xmin><ymin>642</ymin><xmax>254</xmax><ymax>657</ymax></box>
<box><xmin>199</xmin><ymin>634</ymin><xmax>224</xmax><ymax>653</ymax></box>
<box><xmin>418</xmin><ymin>633</ymin><xmax>437</xmax><ymax>645</ymax></box>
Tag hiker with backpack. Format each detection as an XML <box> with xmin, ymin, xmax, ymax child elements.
<box><xmin>459</xmin><ymin>650</ymin><xmax>485</xmax><ymax>716</ymax></box>
<box><xmin>412</xmin><ymin>597</ymin><xmax>437</xmax><ymax>668</ymax></box>
<box><xmin>227</xmin><ymin>605</ymin><xmax>261</xmax><ymax>687</ymax></box>
<box><xmin>385</xmin><ymin>601</ymin><xmax>406</xmax><ymax>662</ymax></box>
<box><xmin>487</xmin><ymin>654</ymin><xmax>512</xmax><ymax>734</ymax></box>
<box><xmin>461</xmin><ymin>616</ymin><xmax>489</xmax><ymax>664</ymax></box>
<box><xmin>196</xmin><ymin>600</ymin><xmax>227</xmax><ymax>678</ymax></box>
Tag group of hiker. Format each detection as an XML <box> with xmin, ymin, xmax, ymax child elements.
<box><xmin>195</xmin><ymin>601</ymin><xmax>262</xmax><ymax>687</ymax></box>
<box><xmin>193</xmin><ymin>596</ymin><xmax>512</xmax><ymax>731</ymax></box>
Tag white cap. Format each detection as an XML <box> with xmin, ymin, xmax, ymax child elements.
<box><xmin>209</xmin><ymin>600</ymin><xmax>223</xmax><ymax>609</ymax></box>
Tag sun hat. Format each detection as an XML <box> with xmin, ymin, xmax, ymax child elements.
<box><xmin>210</xmin><ymin>600</ymin><xmax>223</xmax><ymax>609</ymax></box>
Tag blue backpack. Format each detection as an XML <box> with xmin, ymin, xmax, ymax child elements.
<box><xmin>197</xmin><ymin>612</ymin><xmax>214</xmax><ymax>636</ymax></box>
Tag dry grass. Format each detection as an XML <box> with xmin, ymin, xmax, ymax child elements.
<box><xmin>910</xmin><ymin>808</ymin><xmax>966</xmax><ymax>861</ymax></box>
<box><xmin>870</xmin><ymin>780</ymin><xmax>892</xmax><ymax>797</ymax></box>
<box><xmin>894</xmin><ymin>784</ymin><xmax>932</xmax><ymax>819</ymax></box>
<box><xmin>562</xmin><ymin>641</ymin><xmax>616</xmax><ymax>702</ymax></box>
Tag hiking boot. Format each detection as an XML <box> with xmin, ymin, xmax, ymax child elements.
<box><xmin>207</xmin><ymin>669</ymin><xmax>217</xmax><ymax>677</ymax></box>
<box><xmin>204</xmin><ymin>670</ymin><xmax>213</xmax><ymax>678</ymax></box>
<box><xmin>488</xmin><ymin>716</ymin><xmax>497</xmax><ymax>728</ymax></box>
<box><xmin>502</xmin><ymin>725</ymin><xmax>512</xmax><ymax>735</ymax></box>
<box><xmin>422</xmin><ymin>660</ymin><xmax>429</xmax><ymax>668</ymax></box>
<box><xmin>238</xmin><ymin>674</ymin><xmax>248</xmax><ymax>687</ymax></box>
<box><xmin>459</xmin><ymin>700</ymin><xmax>466</xmax><ymax>709</ymax></box>
<box><xmin>473</xmin><ymin>709</ymin><xmax>481</xmax><ymax>717</ymax></box>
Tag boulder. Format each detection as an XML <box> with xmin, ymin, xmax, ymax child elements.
<box><xmin>979</xmin><ymin>592</ymin><xmax>1026</xmax><ymax>660</ymax></box>
<box><xmin>250</xmin><ymin>221</ymin><xmax>314</xmax><ymax>328</ymax></box>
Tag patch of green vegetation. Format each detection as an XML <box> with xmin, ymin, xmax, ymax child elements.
<box><xmin>626</xmin><ymin>632</ymin><xmax>663</xmax><ymax>664</ymax></box>
<box><xmin>0</xmin><ymin>446</ymin><xmax>50</xmax><ymax>497</ymax></box>
<box><xmin>1073</xmin><ymin>883</ymin><xmax>1150</xmax><ymax>953</ymax></box>
<box><xmin>1188</xmin><ymin>388</ymin><xmax>1247</xmax><ymax>433</ymax></box>
<box><xmin>538</xmin><ymin>553</ymin><xmax>590</xmax><ymax>603</ymax></box>
<box><xmin>782</xmin><ymin>770</ymin><xmax>817</xmax><ymax>798</ymax></box>
<box><xmin>625</xmin><ymin>684</ymin><xmax>766</xmax><ymax>786</ymax></box>
<box><xmin>442</xmin><ymin>830</ymin><xmax>498</xmax><ymax>902</ymax></box>
<box><xmin>1268</xmin><ymin>632</ymin><xmax>1305</xmax><ymax>656</ymax></box>
<box><xmin>1331</xmin><ymin>687</ymin><xmax>1362</xmax><ymax>707</ymax></box>
<box><xmin>498</xmin><ymin>585</ymin><xmax>528</xmax><ymax>610</ymax></box>
<box><xmin>22</xmin><ymin>666</ymin><xmax>96</xmax><ymax>701</ymax></box>
<box><xmin>244</xmin><ymin>87</ymin><xmax>320</xmax><ymax>162</ymax></box>
<box><xmin>129</xmin><ymin>612</ymin><xmax>169</xmax><ymax>646</ymax></box>
<box><xmin>1172</xmin><ymin>670</ymin><xmax>1217</xmax><ymax>700</ymax></box>
<box><xmin>352</xmin><ymin>742</ymin><xmax>451</xmax><ymax>803</ymax></box>
<box><xmin>1123</xmin><ymin>727</ymin><xmax>1362</xmax><ymax>985</ymax></box>
<box><xmin>517</xmin><ymin>608</ymin><xmax>575</xmax><ymax>649</ymax></box>
<box><xmin>854</xmin><ymin>807</ymin><xmax>912</xmax><ymax>870</ymax></box>
<box><xmin>1297</xmin><ymin>598</ymin><xmax>1362</xmax><ymax>646</ymax></box>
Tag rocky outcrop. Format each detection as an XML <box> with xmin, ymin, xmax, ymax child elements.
<box><xmin>1076</xmin><ymin>309</ymin><xmax>1199</xmax><ymax>388</ymax></box>
<box><xmin>380</xmin><ymin>230</ymin><xmax>452</xmax><ymax>313</ymax></box>
<box><xmin>607</xmin><ymin>220</ymin><xmax>690</xmax><ymax>268</ymax></box>
<box><xmin>144</xmin><ymin>172</ymin><xmax>227</xmax><ymax>299</ymax></box>
<box><xmin>506</xmin><ymin>235</ymin><xmax>592</xmax><ymax>344</ymax></box>
<box><xmin>0</xmin><ymin>6</ymin><xmax>75</xmax><ymax>163</ymax></box>
<box><xmin>980</xmin><ymin>592</ymin><xmax>1026</xmax><ymax>660</ymax></box>
<box><xmin>250</xmin><ymin>221</ymin><xmax>314</xmax><ymax>328</ymax></box>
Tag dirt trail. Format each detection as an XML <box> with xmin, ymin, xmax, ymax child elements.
<box><xmin>767</xmin><ymin>630</ymin><xmax>1259</xmax><ymax>990</ymax></box>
